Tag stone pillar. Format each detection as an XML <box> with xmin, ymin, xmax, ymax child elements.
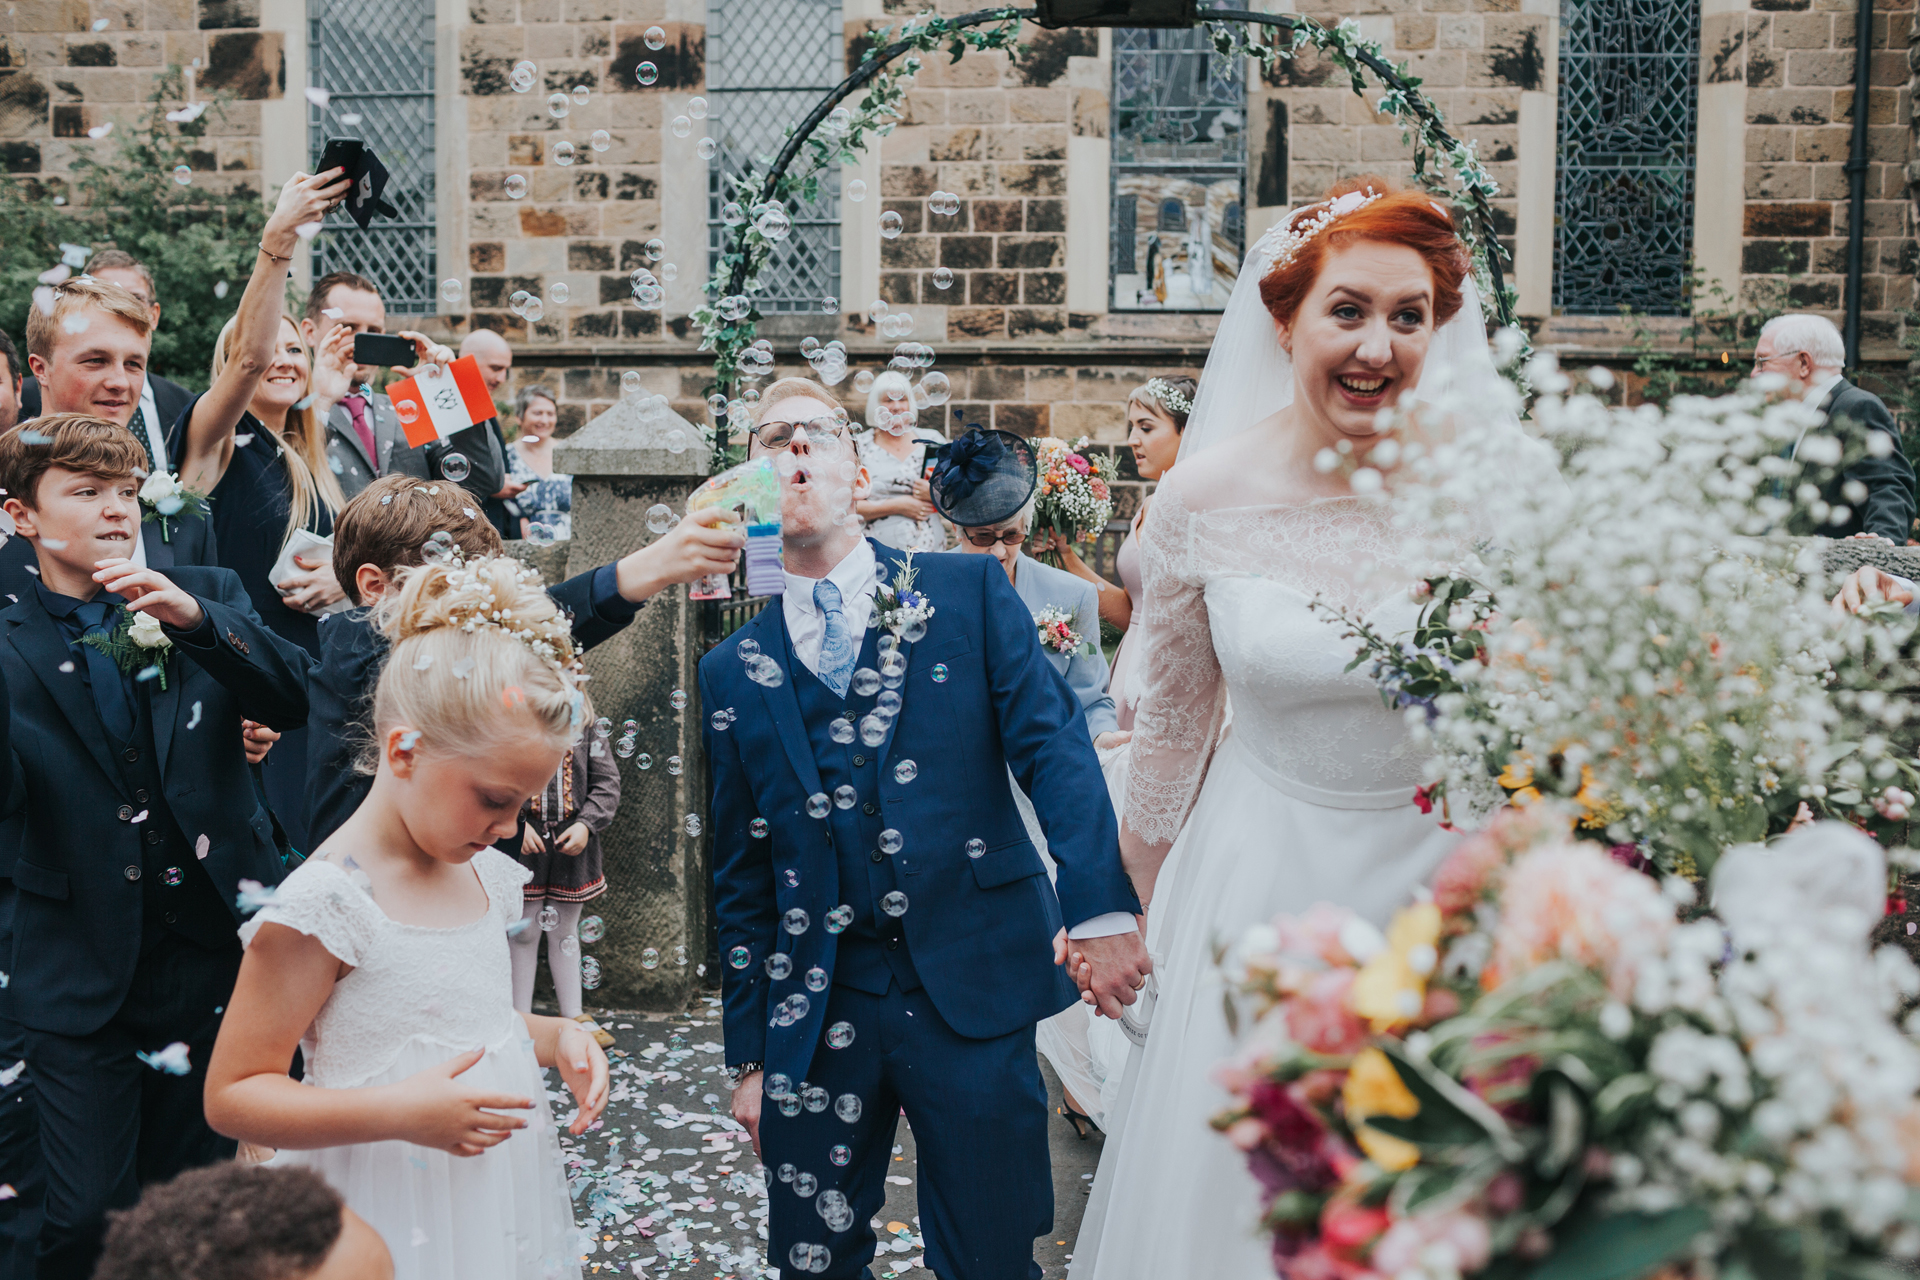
<box><xmin>551</xmin><ymin>397</ymin><xmax>712</xmax><ymax>1011</ymax></box>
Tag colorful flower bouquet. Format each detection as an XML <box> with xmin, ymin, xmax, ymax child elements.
<box><xmin>1030</xmin><ymin>436</ymin><xmax>1116</xmax><ymax>567</ymax></box>
<box><xmin>1214</xmin><ymin>806</ymin><xmax>1920</xmax><ymax>1280</ymax></box>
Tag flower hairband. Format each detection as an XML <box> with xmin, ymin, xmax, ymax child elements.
<box><xmin>1255</xmin><ymin>188</ymin><xmax>1386</xmax><ymax>272</ymax></box>
<box><xmin>1142</xmin><ymin>378</ymin><xmax>1193</xmax><ymax>415</ymax></box>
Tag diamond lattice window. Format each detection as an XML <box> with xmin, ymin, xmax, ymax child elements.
<box><xmin>1553</xmin><ymin>0</ymin><xmax>1700</xmax><ymax>316</ymax></box>
<box><xmin>707</xmin><ymin>0</ymin><xmax>842</xmax><ymax>313</ymax></box>
<box><xmin>1110</xmin><ymin>25</ymin><xmax>1245</xmax><ymax>312</ymax></box>
<box><xmin>307</xmin><ymin>0</ymin><xmax>436</xmax><ymax>314</ymax></box>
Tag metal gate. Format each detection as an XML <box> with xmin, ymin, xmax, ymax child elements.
<box><xmin>308</xmin><ymin>0</ymin><xmax>437</xmax><ymax>314</ymax></box>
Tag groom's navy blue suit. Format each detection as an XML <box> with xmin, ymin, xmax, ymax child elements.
<box><xmin>702</xmin><ymin>541</ymin><xmax>1137</xmax><ymax>1280</ymax></box>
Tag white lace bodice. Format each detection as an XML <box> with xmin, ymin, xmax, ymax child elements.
<box><xmin>240</xmin><ymin>849</ymin><xmax>531</xmax><ymax>1090</ymax></box>
<box><xmin>1126</xmin><ymin>483</ymin><xmax>1428</xmax><ymax>846</ymax></box>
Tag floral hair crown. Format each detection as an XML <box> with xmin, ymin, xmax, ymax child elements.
<box><xmin>408</xmin><ymin>552</ymin><xmax>587</xmax><ymax>724</ymax></box>
<box><xmin>1142</xmin><ymin>378</ymin><xmax>1193</xmax><ymax>416</ymax></box>
<box><xmin>1256</xmin><ymin>188</ymin><xmax>1386</xmax><ymax>272</ymax></box>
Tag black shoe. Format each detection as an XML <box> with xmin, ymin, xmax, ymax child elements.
<box><xmin>1057</xmin><ymin>1101</ymin><xmax>1099</xmax><ymax>1139</ymax></box>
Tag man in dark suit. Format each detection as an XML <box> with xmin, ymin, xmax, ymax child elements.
<box><xmin>18</xmin><ymin>252</ymin><xmax>195</xmax><ymax>470</ymax></box>
<box><xmin>0</xmin><ymin>415</ymin><xmax>309</xmax><ymax>1279</ymax></box>
<box><xmin>701</xmin><ymin>378</ymin><xmax>1148</xmax><ymax>1279</ymax></box>
<box><xmin>300</xmin><ymin>272</ymin><xmax>505</xmax><ymax>502</ymax></box>
<box><xmin>459</xmin><ymin>328</ymin><xmax>530</xmax><ymax>539</ymax></box>
<box><xmin>1756</xmin><ymin>313</ymin><xmax>1916</xmax><ymax>543</ymax></box>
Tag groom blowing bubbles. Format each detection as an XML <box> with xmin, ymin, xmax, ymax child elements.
<box><xmin>700</xmin><ymin>377</ymin><xmax>1149</xmax><ymax>1279</ymax></box>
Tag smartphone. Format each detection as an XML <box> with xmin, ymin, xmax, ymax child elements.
<box><xmin>314</xmin><ymin>136</ymin><xmax>363</xmax><ymax>181</ymax></box>
<box><xmin>352</xmin><ymin>332</ymin><xmax>417</xmax><ymax>368</ymax></box>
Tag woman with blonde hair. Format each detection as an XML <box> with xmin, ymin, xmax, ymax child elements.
<box><xmin>853</xmin><ymin>369</ymin><xmax>948</xmax><ymax>551</ymax></box>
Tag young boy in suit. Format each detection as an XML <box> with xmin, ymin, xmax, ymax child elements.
<box><xmin>0</xmin><ymin>414</ymin><xmax>310</xmax><ymax>1280</ymax></box>
<box><xmin>305</xmin><ymin>473</ymin><xmax>747</xmax><ymax>845</ymax></box>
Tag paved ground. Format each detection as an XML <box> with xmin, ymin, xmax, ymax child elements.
<box><xmin>554</xmin><ymin>995</ymin><xmax>1105</xmax><ymax>1279</ymax></box>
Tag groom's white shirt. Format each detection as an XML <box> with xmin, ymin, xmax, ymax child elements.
<box><xmin>782</xmin><ymin>541</ymin><xmax>1135</xmax><ymax>941</ymax></box>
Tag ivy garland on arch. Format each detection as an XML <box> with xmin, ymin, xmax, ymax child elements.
<box><xmin>684</xmin><ymin>7</ymin><xmax>1518</xmax><ymax>469</ymax></box>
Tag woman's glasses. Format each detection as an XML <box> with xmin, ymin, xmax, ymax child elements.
<box><xmin>963</xmin><ymin>527</ymin><xmax>1027</xmax><ymax>548</ymax></box>
<box><xmin>750</xmin><ymin>418</ymin><xmax>850</xmax><ymax>451</ymax></box>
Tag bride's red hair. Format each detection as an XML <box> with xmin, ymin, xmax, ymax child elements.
<box><xmin>1259</xmin><ymin>176</ymin><xmax>1470</xmax><ymax>330</ymax></box>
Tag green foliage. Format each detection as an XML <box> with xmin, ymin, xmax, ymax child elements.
<box><xmin>0</xmin><ymin>68</ymin><xmax>270</xmax><ymax>392</ymax></box>
<box><xmin>1618</xmin><ymin>268</ymin><xmax>1789</xmax><ymax>406</ymax></box>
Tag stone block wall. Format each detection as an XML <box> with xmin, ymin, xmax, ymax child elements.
<box><xmin>1713</xmin><ymin>0</ymin><xmax>1915</xmax><ymax>346</ymax></box>
<box><xmin>0</xmin><ymin>0</ymin><xmax>279</xmax><ymax>202</ymax></box>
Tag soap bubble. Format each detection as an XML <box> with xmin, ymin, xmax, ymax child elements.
<box><xmin>918</xmin><ymin>371</ymin><xmax>951</xmax><ymax>406</ymax></box>
<box><xmin>523</xmin><ymin>297</ymin><xmax>544</xmax><ymax>323</ymax></box>
<box><xmin>879</xmin><ymin>211</ymin><xmax>903</xmax><ymax>238</ymax></box>
<box><xmin>669</xmin><ymin>689</ymin><xmax>687</xmax><ymax>709</ymax></box>
<box><xmin>549</xmin><ymin>281</ymin><xmax>569</xmax><ymax>304</ymax></box>
<box><xmin>578</xmin><ymin>915</ymin><xmax>605</xmax><ymax>943</ymax></box>
<box><xmin>878</xmin><ymin>828</ymin><xmax>903</xmax><ymax>855</ymax></box>
<box><xmin>440</xmin><ymin>278</ymin><xmax>464</xmax><ymax>304</ymax></box>
<box><xmin>835</xmin><ymin>1093</ymin><xmax>862</xmax><ymax>1123</ymax></box>
<box><xmin>722</xmin><ymin>201</ymin><xmax>746</xmax><ymax>226</ymax></box>
<box><xmin>439</xmin><ymin>452</ymin><xmax>471</xmax><ymax>483</ymax></box>
<box><xmin>893</xmin><ymin>759</ymin><xmax>918</xmax><ymax>784</ymax></box>
<box><xmin>932</xmin><ymin>266</ymin><xmax>953</xmax><ymax>290</ymax></box>
<box><xmin>689</xmin><ymin>95</ymin><xmax>708</xmax><ymax>119</ymax></box>
<box><xmin>729</xmin><ymin>945</ymin><xmax>751</xmax><ymax>968</ymax></box>
<box><xmin>710</xmin><ymin>709</ymin><xmax>731</xmax><ymax>731</ymax></box>
<box><xmin>832</xmin><ymin>785</ymin><xmax>857</xmax><ymax>810</ymax></box>
<box><xmin>645</xmin><ymin>503</ymin><xmax>674</xmax><ymax>533</ymax></box>
<box><xmin>554</xmin><ymin>140</ymin><xmax>575</xmax><ymax>166</ymax></box>
<box><xmin>666</xmin><ymin>755</ymin><xmax>683</xmax><ymax>775</ymax></box>
<box><xmin>804</xmin><ymin>965</ymin><xmax>828</xmax><ymax>992</ymax></box>
<box><xmin>504</xmin><ymin>173</ymin><xmax>529</xmax><ymax>199</ymax></box>
<box><xmin>782</xmin><ymin>908</ymin><xmax>810</xmax><ymax>935</ymax></box>
<box><xmin>822</xmin><ymin>295</ymin><xmax>838</xmax><ymax>314</ymax></box>
<box><xmin>510</xmin><ymin>62</ymin><xmax>535</xmax><ymax>92</ymax></box>
<box><xmin>636</xmin><ymin>62</ymin><xmax>657</xmax><ymax>85</ymax></box>
<box><xmin>666</xmin><ymin>428</ymin><xmax>687</xmax><ymax>453</ymax></box>
<box><xmin>828</xmin><ymin>716</ymin><xmax>856</xmax><ymax>744</ymax></box>
<box><xmin>766</xmin><ymin>1074</ymin><xmax>794</xmax><ymax>1100</ymax></box>
<box><xmin>635</xmin><ymin>752</ymin><xmax>651</xmax><ymax>768</ymax></box>
<box><xmin>825</xmin><ymin>106</ymin><xmax>851</xmax><ymax>134</ymax></box>
<box><xmin>853</xmin><ymin>371</ymin><xmax>875</xmax><ymax>394</ymax></box>
<box><xmin>875</xmin><ymin>690</ymin><xmax>902</xmax><ymax>717</ymax></box>
<box><xmin>172</xmin><ymin>164</ymin><xmax>191</xmax><ymax>186</ymax></box>
<box><xmin>581</xmin><ymin>956</ymin><xmax>602</xmax><ymax>988</ymax></box>
<box><xmin>683</xmin><ymin>813</ymin><xmax>702</xmax><ymax>835</ymax></box>
<box><xmin>880</xmin><ymin>891</ymin><xmax>908</xmax><ymax>917</ymax></box>
<box><xmin>547</xmin><ymin>92</ymin><xmax>570</xmax><ymax>118</ymax></box>
<box><xmin>807</xmin><ymin>793</ymin><xmax>830</xmax><ymax>819</ymax></box>
<box><xmin>931</xmin><ymin>663</ymin><xmax>949</xmax><ymax>683</ymax></box>
<box><xmin>697</xmin><ymin>137</ymin><xmax>716</xmax><ymax>159</ymax></box>
<box><xmin>825</xmin><ymin>904</ymin><xmax>853</xmax><ymax>933</ymax></box>
<box><xmin>845</xmin><ymin>179</ymin><xmax>866</xmax><ymax>202</ymax></box>
<box><xmin>538</xmin><ymin>904</ymin><xmax>560</xmax><ymax>931</ymax></box>
<box><xmin>850</xmin><ymin>668</ymin><xmax>881</xmax><ymax>697</ymax></box>
<box><xmin>661</xmin><ymin>262</ymin><xmax>677</xmax><ymax>282</ymax></box>
<box><xmin>858</xmin><ymin>716</ymin><xmax>887</xmax><ymax>747</ymax></box>
<box><xmin>765</xmin><ymin>953</ymin><xmax>793</xmax><ymax>980</ymax></box>
<box><xmin>757</xmin><ymin>208</ymin><xmax>792</xmax><ymax>241</ymax></box>
<box><xmin>825</xmin><ymin>1021</ymin><xmax>855</xmax><ymax>1049</ymax></box>
<box><xmin>641</xmin><ymin>947</ymin><xmax>661</xmax><ymax>968</ymax></box>
<box><xmin>591</xmin><ymin>129</ymin><xmax>611</xmax><ymax>151</ymax></box>
<box><xmin>644</xmin><ymin>24</ymin><xmax>666</xmax><ymax>48</ymax></box>
<box><xmin>615</xmin><ymin>736</ymin><xmax>636</xmax><ymax>759</ymax></box>
<box><xmin>966</xmin><ymin>837</ymin><xmax>986</xmax><ymax>859</ymax></box>
<box><xmin>671</xmin><ymin>115</ymin><xmax>692</xmax><ymax>137</ymax></box>
<box><xmin>750</xmin><ymin>817</ymin><xmax>769</xmax><ymax>837</ymax></box>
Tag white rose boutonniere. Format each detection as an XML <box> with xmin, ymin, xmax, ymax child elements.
<box><xmin>80</xmin><ymin>605</ymin><xmax>175</xmax><ymax>690</ymax></box>
<box><xmin>869</xmin><ymin>550</ymin><xmax>935</xmax><ymax>644</ymax></box>
<box><xmin>137</xmin><ymin>469</ymin><xmax>210</xmax><ymax>544</ymax></box>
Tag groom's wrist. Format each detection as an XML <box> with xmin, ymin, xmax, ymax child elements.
<box><xmin>725</xmin><ymin>1061</ymin><xmax>763</xmax><ymax>1089</ymax></box>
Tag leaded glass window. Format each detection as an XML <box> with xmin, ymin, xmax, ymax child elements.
<box><xmin>307</xmin><ymin>0</ymin><xmax>436</xmax><ymax>314</ymax></box>
<box><xmin>707</xmin><ymin>0</ymin><xmax>841</xmax><ymax>313</ymax></box>
<box><xmin>1553</xmin><ymin>0</ymin><xmax>1700</xmax><ymax>316</ymax></box>
<box><xmin>1110</xmin><ymin>26</ymin><xmax>1245</xmax><ymax>312</ymax></box>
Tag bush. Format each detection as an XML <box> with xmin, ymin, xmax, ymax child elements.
<box><xmin>0</xmin><ymin>68</ymin><xmax>273</xmax><ymax>392</ymax></box>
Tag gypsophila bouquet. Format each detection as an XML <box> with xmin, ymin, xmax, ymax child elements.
<box><xmin>1323</xmin><ymin>352</ymin><xmax>1920</xmax><ymax>877</ymax></box>
<box><xmin>1032</xmin><ymin>605</ymin><xmax>1089</xmax><ymax>657</ymax></box>
<box><xmin>1214</xmin><ymin>805</ymin><xmax>1920</xmax><ymax>1280</ymax></box>
<box><xmin>1030</xmin><ymin>436</ymin><xmax>1116</xmax><ymax>567</ymax></box>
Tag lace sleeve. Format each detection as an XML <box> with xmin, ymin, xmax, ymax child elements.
<box><xmin>237</xmin><ymin>861</ymin><xmax>383</xmax><ymax>967</ymax></box>
<box><xmin>475</xmin><ymin>848</ymin><xmax>534</xmax><ymax>928</ymax></box>
<box><xmin>1122</xmin><ymin>473</ymin><xmax>1228</xmax><ymax>850</ymax></box>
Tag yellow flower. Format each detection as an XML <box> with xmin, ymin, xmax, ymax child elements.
<box><xmin>1350</xmin><ymin>902</ymin><xmax>1440</xmax><ymax>1032</ymax></box>
<box><xmin>1498</xmin><ymin>755</ymin><xmax>1542</xmax><ymax>806</ymax></box>
<box><xmin>1343</xmin><ymin>1047</ymin><xmax>1421</xmax><ymax>1172</ymax></box>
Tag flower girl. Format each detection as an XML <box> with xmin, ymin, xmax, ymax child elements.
<box><xmin>205</xmin><ymin>556</ymin><xmax>608</xmax><ymax>1280</ymax></box>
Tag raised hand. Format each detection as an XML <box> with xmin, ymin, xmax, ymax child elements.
<box><xmin>614</xmin><ymin>505</ymin><xmax>746</xmax><ymax>602</ymax></box>
<box><xmin>393</xmin><ymin>331</ymin><xmax>455</xmax><ymax>378</ymax></box>
<box><xmin>390</xmin><ymin>1047</ymin><xmax>532</xmax><ymax>1157</ymax></box>
<box><xmin>308</xmin><ymin>324</ymin><xmax>356</xmax><ymax>412</ymax></box>
<box><xmin>92</xmin><ymin>559</ymin><xmax>204</xmax><ymax>631</ymax></box>
<box><xmin>263</xmin><ymin>169</ymin><xmax>352</xmax><ymax>257</ymax></box>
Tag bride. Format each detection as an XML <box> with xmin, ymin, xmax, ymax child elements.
<box><xmin>1068</xmin><ymin>178</ymin><xmax>1541</xmax><ymax>1278</ymax></box>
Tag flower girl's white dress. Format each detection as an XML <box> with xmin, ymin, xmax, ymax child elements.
<box><xmin>242</xmin><ymin>848</ymin><xmax>582</xmax><ymax>1280</ymax></box>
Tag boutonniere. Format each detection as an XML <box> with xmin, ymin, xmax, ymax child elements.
<box><xmin>870</xmin><ymin>551</ymin><xmax>935</xmax><ymax>644</ymax></box>
<box><xmin>1033</xmin><ymin>606</ymin><xmax>1090</xmax><ymax>656</ymax></box>
<box><xmin>138</xmin><ymin>469</ymin><xmax>210</xmax><ymax>544</ymax></box>
<box><xmin>79</xmin><ymin>607</ymin><xmax>174</xmax><ymax>690</ymax></box>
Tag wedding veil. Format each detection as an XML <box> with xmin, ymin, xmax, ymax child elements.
<box><xmin>1176</xmin><ymin>200</ymin><xmax>1527</xmax><ymax>462</ymax></box>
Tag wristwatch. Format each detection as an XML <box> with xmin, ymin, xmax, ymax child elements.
<box><xmin>724</xmin><ymin>1061</ymin><xmax>763</xmax><ymax>1088</ymax></box>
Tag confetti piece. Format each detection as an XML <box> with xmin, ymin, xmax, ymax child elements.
<box><xmin>136</xmin><ymin>1042</ymin><xmax>191</xmax><ymax>1075</ymax></box>
<box><xmin>129</xmin><ymin>810</ymin><xmax>148</xmax><ymax>823</ymax></box>
<box><xmin>86</xmin><ymin>123</ymin><xmax>113</xmax><ymax>139</ymax></box>
<box><xmin>165</xmin><ymin>103</ymin><xmax>208</xmax><ymax>124</ymax></box>
<box><xmin>195</xmin><ymin>834</ymin><xmax>209</xmax><ymax>860</ymax></box>
<box><xmin>305</xmin><ymin>87</ymin><xmax>332</xmax><ymax>109</ymax></box>
<box><xmin>233</xmin><ymin>434</ymin><xmax>254</xmax><ymax>448</ymax></box>
<box><xmin>186</xmin><ymin>700</ymin><xmax>202</xmax><ymax>729</ymax></box>
<box><xmin>398</xmin><ymin>729</ymin><xmax>422</xmax><ymax>751</ymax></box>
<box><xmin>58</xmin><ymin>661</ymin><xmax>73</xmax><ymax>673</ymax></box>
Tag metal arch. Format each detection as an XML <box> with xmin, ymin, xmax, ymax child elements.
<box><xmin>721</xmin><ymin>6</ymin><xmax>1513</xmax><ymax>326</ymax></box>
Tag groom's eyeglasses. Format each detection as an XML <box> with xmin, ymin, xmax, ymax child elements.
<box><xmin>963</xmin><ymin>528</ymin><xmax>1027</xmax><ymax>547</ymax></box>
<box><xmin>750</xmin><ymin>418</ymin><xmax>850</xmax><ymax>451</ymax></box>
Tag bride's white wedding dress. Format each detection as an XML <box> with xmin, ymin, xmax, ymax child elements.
<box><xmin>1068</xmin><ymin>477</ymin><xmax>1458</xmax><ymax>1279</ymax></box>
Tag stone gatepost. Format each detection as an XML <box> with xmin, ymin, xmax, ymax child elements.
<box><xmin>551</xmin><ymin>397</ymin><xmax>713</xmax><ymax>1011</ymax></box>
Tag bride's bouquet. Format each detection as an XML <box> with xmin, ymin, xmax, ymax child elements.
<box><xmin>1029</xmin><ymin>436</ymin><xmax>1116</xmax><ymax>567</ymax></box>
<box><xmin>1213</xmin><ymin>807</ymin><xmax>1920</xmax><ymax>1280</ymax></box>
<box><xmin>1321</xmin><ymin>355</ymin><xmax>1920</xmax><ymax>877</ymax></box>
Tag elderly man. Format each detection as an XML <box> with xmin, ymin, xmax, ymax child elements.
<box><xmin>931</xmin><ymin>428</ymin><xmax>1122</xmax><ymax>747</ymax></box>
<box><xmin>459</xmin><ymin>328</ymin><xmax>529</xmax><ymax>538</ymax></box>
<box><xmin>304</xmin><ymin>272</ymin><xmax>505</xmax><ymax>500</ymax></box>
<box><xmin>1755</xmin><ymin>314</ymin><xmax>1915</xmax><ymax>543</ymax></box>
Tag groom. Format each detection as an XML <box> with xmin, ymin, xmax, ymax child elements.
<box><xmin>701</xmin><ymin>378</ymin><xmax>1148</xmax><ymax>1280</ymax></box>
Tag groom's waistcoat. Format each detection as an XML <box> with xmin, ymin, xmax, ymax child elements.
<box><xmin>783</xmin><ymin>621</ymin><xmax>922</xmax><ymax>996</ymax></box>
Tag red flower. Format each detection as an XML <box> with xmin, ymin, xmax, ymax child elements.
<box><xmin>1067</xmin><ymin>453</ymin><xmax>1091</xmax><ymax>475</ymax></box>
<box><xmin>1413</xmin><ymin>783</ymin><xmax>1436</xmax><ymax>815</ymax></box>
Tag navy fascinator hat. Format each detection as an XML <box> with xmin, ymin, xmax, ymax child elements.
<box><xmin>928</xmin><ymin>428</ymin><xmax>1037</xmax><ymax>528</ymax></box>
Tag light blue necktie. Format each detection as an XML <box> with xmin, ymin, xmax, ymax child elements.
<box><xmin>813</xmin><ymin>579</ymin><xmax>855</xmax><ymax>698</ymax></box>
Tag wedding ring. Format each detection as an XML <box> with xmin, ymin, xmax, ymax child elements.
<box><xmin>1130</xmin><ymin>976</ymin><xmax>1147</xmax><ymax>990</ymax></box>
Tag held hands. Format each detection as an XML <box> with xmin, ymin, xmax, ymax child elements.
<box><xmin>1093</xmin><ymin>730</ymin><xmax>1132</xmax><ymax>751</ymax></box>
<box><xmin>1060</xmin><ymin>925</ymin><xmax>1153</xmax><ymax>1020</ymax></box>
<box><xmin>554</xmin><ymin>1022</ymin><xmax>610</xmax><ymax>1136</ymax></box>
<box><xmin>241</xmin><ymin>720</ymin><xmax>280</xmax><ymax>766</ymax></box>
<box><xmin>264</xmin><ymin>170</ymin><xmax>352</xmax><ymax>257</ymax></box>
<box><xmin>393</xmin><ymin>1047</ymin><xmax>532</xmax><ymax>1157</ymax></box>
<box><xmin>92</xmin><ymin>560</ymin><xmax>204</xmax><ymax>631</ymax></box>
<box><xmin>555</xmin><ymin>822</ymin><xmax>590</xmax><ymax>856</ymax></box>
<box><xmin>1832</xmin><ymin>564</ymin><xmax>1914</xmax><ymax>615</ymax></box>
<box><xmin>615</xmin><ymin>505</ymin><xmax>746</xmax><ymax>602</ymax></box>
<box><xmin>729</xmin><ymin>1070</ymin><xmax>763</xmax><ymax>1158</ymax></box>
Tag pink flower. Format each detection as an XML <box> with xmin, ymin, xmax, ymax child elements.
<box><xmin>1275</xmin><ymin>902</ymin><xmax>1363</xmax><ymax>967</ymax></box>
<box><xmin>1486</xmin><ymin>837</ymin><xmax>1675</xmax><ymax>996</ymax></box>
<box><xmin>1369</xmin><ymin>1209</ymin><xmax>1492</xmax><ymax>1274</ymax></box>
<box><xmin>1431</xmin><ymin>832</ymin><xmax>1506</xmax><ymax>917</ymax></box>
<box><xmin>1286</xmin><ymin>968</ymin><xmax>1368</xmax><ymax>1055</ymax></box>
<box><xmin>1067</xmin><ymin>452</ymin><xmax>1091</xmax><ymax>475</ymax></box>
